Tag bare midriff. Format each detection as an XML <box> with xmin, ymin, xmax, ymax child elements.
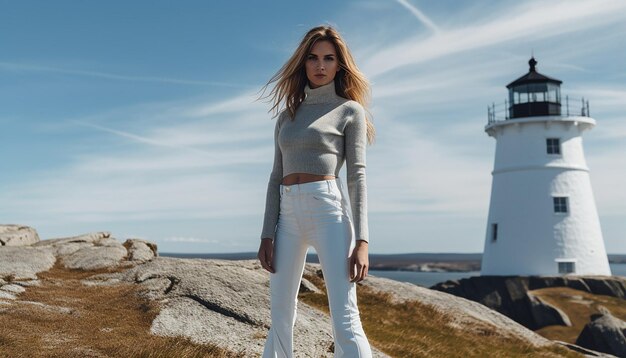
<box><xmin>281</xmin><ymin>173</ymin><xmax>337</xmax><ymax>185</ymax></box>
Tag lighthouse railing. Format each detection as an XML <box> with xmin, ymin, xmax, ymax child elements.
<box><xmin>487</xmin><ymin>95</ymin><xmax>590</xmax><ymax>125</ymax></box>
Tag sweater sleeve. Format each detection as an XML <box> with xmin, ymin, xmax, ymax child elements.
<box><xmin>260</xmin><ymin>112</ymin><xmax>284</xmax><ymax>240</ymax></box>
<box><xmin>344</xmin><ymin>102</ymin><xmax>369</xmax><ymax>243</ymax></box>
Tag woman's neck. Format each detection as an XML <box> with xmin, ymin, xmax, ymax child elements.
<box><xmin>303</xmin><ymin>81</ymin><xmax>342</xmax><ymax>104</ymax></box>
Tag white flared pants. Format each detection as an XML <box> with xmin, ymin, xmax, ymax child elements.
<box><xmin>262</xmin><ymin>178</ymin><xmax>372</xmax><ymax>358</ymax></box>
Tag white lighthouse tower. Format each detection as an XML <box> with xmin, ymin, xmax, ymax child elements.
<box><xmin>481</xmin><ymin>57</ymin><xmax>611</xmax><ymax>276</ymax></box>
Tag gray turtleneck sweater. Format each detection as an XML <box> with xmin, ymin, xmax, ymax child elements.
<box><xmin>260</xmin><ymin>81</ymin><xmax>369</xmax><ymax>243</ymax></box>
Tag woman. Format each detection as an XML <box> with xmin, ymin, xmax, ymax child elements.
<box><xmin>257</xmin><ymin>25</ymin><xmax>374</xmax><ymax>358</ymax></box>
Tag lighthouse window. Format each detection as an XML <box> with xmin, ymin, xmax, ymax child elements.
<box><xmin>546</xmin><ymin>138</ymin><xmax>561</xmax><ymax>154</ymax></box>
<box><xmin>558</xmin><ymin>261</ymin><xmax>576</xmax><ymax>274</ymax></box>
<box><xmin>491</xmin><ymin>223</ymin><xmax>498</xmax><ymax>242</ymax></box>
<box><xmin>553</xmin><ymin>197</ymin><xmax>568</xmax><ymax>214</ymax></box>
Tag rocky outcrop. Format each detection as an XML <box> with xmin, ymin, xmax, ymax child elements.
<box><xmin>1</xmin><ymin>226</ymin><xmax>585</xmax><ymax>357</ymax></box>
<box><xmin>32</xmin><ymin>231</ymin><xmax>112</xmax><ymax>247</ymax></box>
<box><xmin>29</xmin><ymin>232</ymin><xmax>159</xmax><ymax>270</ymax></box>
<box><xmin>431</xmin><ymin>275</ymin><xmax>626</xmax><ymax>330</ymax></box>
<box><xmin>357</xmin><ymin>272</ymin><xmax>554</xmax><ymax>347</ymax></box>
<box><xmin>2</xmin><ymin>230</ymin><xmax>361</xmax><ymax>357</ymax></box>
<box><xmin>576</xmin><ymin>307</ymin><xmax>626</xmax><ymax>358</ymax></box>
<box><xmin>0</xmin><ymin>231</ymin><xmax>158</xmax><ymax>295</ymax></box>
<box><xmin>62</xmin><ymin>244</ymin><xmax>129</xmax><ymax>270</ymax></box>
<box><xmin>82</xmin><ymin>257</ymin><xmax>368</xmax><ymax>357</ymax></box>
<box><xmin>527</xmin><ymin>276</ymin><xmax>626</xmax><ymax>299</ymax></box>
<box><xmin>527</xmin><ymin>292</ymin><xmax>572</xmax><ymax>328</ymax></box>
<box><xmin>299</xmin><ymin>277</ymin><xmax>322</xmax><ymax>294</ymax></box>
<box><xmin>124</xmin><ymin>238</ymin><xmax>158</xmax><ymax>263</ymax></box>
<box><xmin>78</xmin><ymin>258</ymin><xmax>567</xmax><ymax>357</ymax></box>
<box><xmin>0</xmin><ymin>224</ymin><xmax>40</xmax><ymax>246</ymax></box>
<box><xmin>554</xmin><ymin>340</ymin><xmax>620</xmax><ymax>358</ymax></box>
<box><xmin>0</xmin><ymin>246</ymin><xmax>57</xmax><ymax>281</ymax></box>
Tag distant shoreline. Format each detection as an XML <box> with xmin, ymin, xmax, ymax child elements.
<box><xmin>160</xmin><ymin>252</ymin><xmax>626</xmax><ymax>272</ymax></box>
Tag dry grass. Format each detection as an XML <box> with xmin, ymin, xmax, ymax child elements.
<box><xmin>0</xmin><ymin>260</ymin><xmax>244</xmax><ymax>358</ymax></box>
<box><xmin>532</xmin><ymin>286</ymin><xmax>626</xmax><ymax>344</ymax></box>
<box><xmin>300</xmin><ymin>273</ymin><xmax>583</xmax><ymax>358</ymax></box>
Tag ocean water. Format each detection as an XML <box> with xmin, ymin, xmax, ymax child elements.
<box><xmin>369</xmin><ymin>263</ymin><xmax>626</xmax><ymax>288</ymax></box>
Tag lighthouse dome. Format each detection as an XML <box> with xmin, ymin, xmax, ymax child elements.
<box><xmin>507</xmin><ymin>57</ymin><xmax>563</xmax><ymax>119</ymax></box>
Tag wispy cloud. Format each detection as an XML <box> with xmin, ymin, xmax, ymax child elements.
<box><xmin>1</xmin><ymin>90</ymin><xmax>276</xmax><ymax>225</ymax></box>
<box><xmin>0</xmin><ymin>61</ymin><xmax>255</xmax><ymax>88</ymax></box>
<box><xmin>585</xmin><ymin>148</ymin><xmax>626</xmax><ymax>216</ymax></box>
<box><xmin>583</xmin><ymin>87</ymin><xmax>626</xmax><ymax>109</ymax></box>
<box><xmin>70</xmin><ymin>120</ymin><xmax>219</xmax><ymax>156</ymax></box>
<box><xmin>395</xmin><ymin>0</ymin><xmax>440</xmax><ymax>34</ymax></box>
<box><xmin>182</xmin><ymin>90</ymin><xmax>277</xmax><ymax>118</ymax></box>
<box><xmin>367</xmin><ymin>115</ymin><xmax>492</xmax><ymax>215</ymax></box>
<box><xmin>363</xmin><ymin>0</ymin><xmax>626</xmax><ymax>78</ymax></box>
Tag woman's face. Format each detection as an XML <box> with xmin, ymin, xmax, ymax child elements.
<box><xmin>305</xmin><ymin>40</ymin><xmax>340</xmax><ymax>88</ymax></box>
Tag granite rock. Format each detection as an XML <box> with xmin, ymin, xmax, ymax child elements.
<box><xmin>356</xmin><ymin>270</ymin><xmax>554</xmax><ymax>347</ymax></box>
<box><xmin>0</xmin><ymin>224</ymin><xmax>40</xmax><ymax>246</ymax></box>
<box><xmin>576</xmin><ymin>307</ymin><xmax>626</xmax><ymax>358</ymax></box>
<box><xmin>527</xmin><ymin>291</ymin><xmax>571</xmax><ymax>328</ymax></box>
<box><xmin>0</xmin><ymin>246</ymin><xmax>57</xmax><ymax>281</ymax></box>
<box><xmin>83</xmin><ymin>257</ymin><xmax>383</xmax><ymax>357</ymax></box>
<box><xmin>123</xmin><ymin>238</ymin><xmax>158</xmax><ymax>263</ymax></box>
<box><xmin>432</xmin><ymin>275</ymin><xmax>626</xmax><ymax>330</ymax></box>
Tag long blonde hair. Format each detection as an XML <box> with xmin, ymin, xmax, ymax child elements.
<box><xmin>258</xmin><ymin>25</ymin><xmax>375</xmax><ymax>145</ymax></box>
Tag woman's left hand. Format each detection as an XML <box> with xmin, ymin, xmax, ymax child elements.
<box><xmin>349</xmin><ymin>240</ymin><xmax>369</xmax><ymax>283</ymax></box>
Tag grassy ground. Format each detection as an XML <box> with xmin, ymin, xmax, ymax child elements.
<box><xmin>301</xmin><ymin>273</ymin><xmax>583</xmax><ymax>358</ymax></box>
<box><xmin>532</xmin><ymin>286</ymin><xmax>626</xmax><ymax>344</ymax></box>
<box><xmin>0</xmin><ymin>260</ymin><xmax>243</xmax><ymax>358</ymax></box>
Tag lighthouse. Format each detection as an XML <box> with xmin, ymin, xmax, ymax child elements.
<box><xmin>481</xmin><ymin>57</ymin><xmax>611</xmax><ymax>276</ymax></box>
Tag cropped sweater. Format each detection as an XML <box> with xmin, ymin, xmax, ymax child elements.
<box><xmin>260</xmin><ymin>80</ymin><xmax>369</xmax><ymax>242</ymax></box>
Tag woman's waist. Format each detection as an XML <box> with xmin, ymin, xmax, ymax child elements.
<box><xmin>281</xmin><ymin>172</ymin><xmax>336</xmax><ymax>185</ymax></box>
<box><xmin>280</xmin><ymin>174</ymin><xmax>342</xmax><ymax>196</ymax></box>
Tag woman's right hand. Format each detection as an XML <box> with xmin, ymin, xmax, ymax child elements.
<box><xmin>258</xmin><ymin>238</ymin><xmax>275</xmax><ymax>273</ymax></box>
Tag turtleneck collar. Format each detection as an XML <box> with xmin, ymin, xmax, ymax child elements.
<box><xmin>303</xmin><ymin>81</ymin><xmax>343</xmax><ymax>104</ymax></box>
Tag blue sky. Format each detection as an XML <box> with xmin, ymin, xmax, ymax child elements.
<box><xmin>1</xmin><ymin>0</ymin><xmax>625</xmax><ymax>254</ymax></box>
